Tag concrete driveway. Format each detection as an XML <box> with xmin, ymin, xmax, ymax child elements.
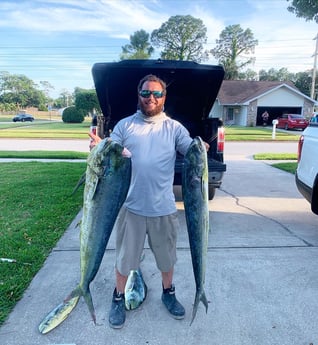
<box><xmin>0</xmin><ymin>141</ymin><xmax>317</xmax><ymax>345</ymax></box>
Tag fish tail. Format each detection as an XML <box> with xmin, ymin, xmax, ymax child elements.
<box><xmin>65</xmin><ymin>285</ymin><xmax>96</xmax><ymax>324</ymax></box>
<box><xmin>190</xmin><ymin>290</ymin><xmax>209</xmax><ymax>326</ymax></box>
<box><xmin>38</xmin><ymin>296</ymin><xmax>80</xmax><ymax>334</ymax></box>
<box><xmin>83</xmin><ymin>288</ymin><xmax>97</xmax><ymax>324</ymax></box>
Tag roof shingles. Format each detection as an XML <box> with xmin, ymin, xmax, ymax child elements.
<box><xmin>217</xmin><ymin>80</ymin><xmax>298</xmax><ymax>105</ymax></box>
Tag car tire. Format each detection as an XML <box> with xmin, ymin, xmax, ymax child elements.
<box><xmin>312</xmin><ymin>174</ymin><xmax>318</xmax><ymax>215</ymax></box>
<box><xmin>208</xmin><ymin>185</ymin><xmax>215</xmax><ymax>200</ymax></box>
<box><xmin>285</xmin><ymin>124</ymin><xmax>289</xmax><ymax>130</ymax></box>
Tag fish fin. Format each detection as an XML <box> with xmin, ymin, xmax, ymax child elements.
<box><xmin>64</xmin><ymin>285</ymin><xmax>82</xmax><ymax>302</ymax></box>
<box><xmin>190</xmin><ymin>289</ymin><xmax>208</xmax><ymax>326</ymax></box>
<box><xmin>201</xmin><ymin>176</ymin><xmax>204</xmax><ymax>195</ymax></box>
<box><xmin>143</xmin><ymin>279</ymin><xmax>148</xmax><ymax>301</ymax></box>
<box><xmin>38</xmin><ymin>296</ymin><xmax>80</xmax><ymax>334</ymax></box>
<box><xmin>71</xmin><ymin>172</ymin><xmax>86</xmax><ymax>195</ymax></box>
<box><xmin>65</xmin><ymin>285</ymin><xmax>96</xmax><ymax>324</ymax></box>
<box><xmin>89</xmin><ymin>177</ymin><xmax>100</xmax><ymax>200</ymax></box>
<box><xmin>140</xmin><ymin>251</ymin><xmax>146</xmax><ymax>262</ymax></box>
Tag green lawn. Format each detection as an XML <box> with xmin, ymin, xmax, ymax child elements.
<box><xmin>0</xmin><ymin>150</ymin><xmax>88</xmax><ymax>159</ymax></box>
<box><xmin>0</xmin><ymin>162</ymin><xmax>86</xmax><ymax>325</ymax></box>
<box><xmin>271</xmin><ymin>162</ymin><xmax>297</xmax><ymax>174</ymax></box>
<box><xmin>224</xmin><ymin>125</ymin><xmax>300</xmax><ymax>141</ymax></box>
<box><xmin>0</xmin><ymin>121</ymin><xmax>91</xmax><ymax>139</ymax></box>
<box><xmin>254</xmin><ymin>153</ymin><xmax>297</xmax><ymax>160</ymax></box>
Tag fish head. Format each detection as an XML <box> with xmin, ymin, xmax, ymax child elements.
<box><xmin>185</xmin><ymin>137</ymin><xmax>207</xmax><ymax>179</ymax></box>
<box><xmin>125</xmin><ymin>290</ymin><xmax>143</xmax><ymax>310</ymax></box>
<box><xmin>183</xmin><ymin>136</ymin><xmax>209</xmax><ymax>198</ymax></box>
<box><xmin>124</xmin><ymin>269</ymin><xmax>146</xmax><ymax>310</ymax></box>
<box><xmin>84</xmin><ymin>140</ymin><xmax>131</xmax><ymax>200</ymax></box>
<box><xmin>87</xmin><ymin>139</ymin><xmax>131</xmax><ymax>177</ymax></box>
<box><xmin>125</xmin><ymin>270</ymin><xmax>139</xmax><ymax>292</ymax></box>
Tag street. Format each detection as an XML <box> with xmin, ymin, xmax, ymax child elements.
<box><xmin>0</xmin><ymin>140</ymin><xmax>317</xmax><ymax>345</ymax></box>
<box><xmin>0</xmin><ymin>136</ymin><xmax>300</xmax><ymax>154</ymax></box>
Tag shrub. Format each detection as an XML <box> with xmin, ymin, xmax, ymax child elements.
<box><xmin>62</xmin><ymin>106</ymin><xmax>85</xmax><ymax>123</ymax></box>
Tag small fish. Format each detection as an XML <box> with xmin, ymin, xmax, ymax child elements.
<box><xmin>124</xmin><ymin>269</ymin><xmax>147</xmax><ymax>310</ymax></box>
<box><xmin>39</xmin><ymin>139</ymin><xmax>131</xmax><ymax>334</ymax></box>
<box><xmin>182</xmin><ymin>136</ymin><xmax>209</xmax><ymax>325</ymax></box>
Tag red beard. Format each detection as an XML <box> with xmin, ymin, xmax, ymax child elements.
<box><xmin>138</xmin><ymin>99</ymin><xmax>163</xmax><ymax>117</ymax></box>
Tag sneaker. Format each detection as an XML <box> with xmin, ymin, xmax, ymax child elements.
<box><xmin>109</xmin><ymin>288</ymin><xmax>126</xmax><ymax>329</ymax></box>
<box><xmin>161</xmin><ymin>284</ymin><xmax>185</xmax><ymax>320</ymax></box>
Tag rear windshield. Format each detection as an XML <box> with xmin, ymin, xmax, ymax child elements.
<box><xmin>290</xmin><ymin>115</ymin><xmax>304</xmax><ymax>119</ymax></box>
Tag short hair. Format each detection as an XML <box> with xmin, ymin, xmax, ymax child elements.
<box><xmin>137</xmin><ymin>74</ymin><xmax>167</xmax><ymax>94</ymax></box>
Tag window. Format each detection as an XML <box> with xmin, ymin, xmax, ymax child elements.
<box><xmin>226</xmin><ymin>108</ymin><xmax>234</xmax><ymax>123</ymax></box>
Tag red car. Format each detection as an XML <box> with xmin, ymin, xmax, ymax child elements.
<box><xmin>276</xmin><ymin>114</ymin><xmax>308</xmax><ymax>130</ymax></box>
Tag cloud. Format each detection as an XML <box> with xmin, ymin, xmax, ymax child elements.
<box><xmin>0</xmin><ymin>0</ymin><xmax>165</xmax><ymax>38</ymax></box>
<box><xmin>241</xmin><ymin>2</ymin><xmax>317</xmax><ymax>72</ymax></box>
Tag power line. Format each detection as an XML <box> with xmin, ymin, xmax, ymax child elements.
<box><xmin>0</xmin><ymin>37</ymin><xmax>315</xmax><ymax>50</ymax></box>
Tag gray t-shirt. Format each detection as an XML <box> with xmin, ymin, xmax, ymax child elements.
<box><xmin>110</xmin><ymin>110</ymin><xmax>192</xmax><ymax>217</ymax></box>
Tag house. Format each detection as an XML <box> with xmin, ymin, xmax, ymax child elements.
<box><xmin>210</xmin><ymin>80</ymin><xmax>317</xmax><ymax>126</ymax></box>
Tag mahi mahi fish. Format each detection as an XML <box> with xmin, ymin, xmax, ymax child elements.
<box><xmin>182</xmin><ymin>136</ymin><xmax>209</xmax><ymax>325</ymax></box>
<box><xmin>124</xmin><ymin>269</ymin><xmax>147</xmax><ymax>310</ymax></box>
<box><xmin>38</xmin><ymin>139</ymin><xmax>131</xmax><ymax>334</ymax></box>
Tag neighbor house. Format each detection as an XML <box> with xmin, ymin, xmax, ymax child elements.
<box><xmin>210</xmin><ymin>80</ymin><xmax>317</xmax><ymax>126</ymax></box>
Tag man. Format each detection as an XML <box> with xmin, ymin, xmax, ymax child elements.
<box><xmin>262</xmin><ymin>110</ymin><xmax>269</xmax><ymax>126</ymax></box>
<box><xmin>89</xmin><ymin>74</ymin><xmax>208</xmax><ymax>329</ymax></box>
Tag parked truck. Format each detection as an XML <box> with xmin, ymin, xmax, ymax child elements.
<box><xmin>295</xmin><ymin>119</ymin><xmax>318</xmax><ymax>215</ymax></box>
<box><xmin>91</xmin><ymin>59</ymin><xmax>226</xmax><ymax>200</ymax></box>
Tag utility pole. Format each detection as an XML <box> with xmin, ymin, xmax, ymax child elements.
<box><xmin>311</xmin><ymin>34</ymin><xmax>318</xmax><ymax>100</ymax></box>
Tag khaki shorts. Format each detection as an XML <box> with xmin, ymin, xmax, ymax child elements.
<box><xmin>115</xmin><ymin>207</ymin><xmax>179</xmax><ymax>276</ymax></box>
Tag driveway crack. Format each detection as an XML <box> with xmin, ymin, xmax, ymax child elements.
<box><xmin>220</xmin><ymin>187</ymin><xmax>314</xmax><ymax>247</ymax></box>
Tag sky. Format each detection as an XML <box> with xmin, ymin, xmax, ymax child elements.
<box><xmin>0</xmin><ymin>0</ymin><xmax>317</xmax><ymax>99</ymax></box>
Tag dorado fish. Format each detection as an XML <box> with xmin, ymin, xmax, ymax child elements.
<box><xmin>182</xmin><ymin>136</ymin><xmax>209</xmax><ymax>325</ymax></box>
<box><xmin>39</xmin><ymin>139</ymin><xmax>131</xmax><ymax>334</ymax></box>
<box><xmin>124</xmin><ymin>269</ymin><xmax>147</xmax><ymax>310</ymax></box>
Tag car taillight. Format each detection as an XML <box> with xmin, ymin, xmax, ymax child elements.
<box><xmin>297</xmin><ymin>135</ymin><xmax>304</xmax><ymax>162</ymax></box>
<box><xmin>217</xmin><ymin>127</ymin><xmax>225</xmax><ymax>153</ymax></box>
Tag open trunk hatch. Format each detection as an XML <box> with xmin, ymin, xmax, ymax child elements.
<box><xmin>92</xmin><ymin>59</ymin><xmax>224</xmax><ymax>137</ymax></box>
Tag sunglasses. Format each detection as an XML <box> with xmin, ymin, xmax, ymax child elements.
<box><xmin>139</xmin><ymin>90</ymin><xmax>165</xmax><ymax>99</ymax></box>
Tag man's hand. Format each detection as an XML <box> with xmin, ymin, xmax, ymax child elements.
<box><xmin>204</xmin><ymin>142</ymin><xmax>210</xmax><ymax>152</ymax></box>
<box><xmin>88</xmin><ymin>132</ymin><xmax>102</xmax><ymax>151</ymax></box>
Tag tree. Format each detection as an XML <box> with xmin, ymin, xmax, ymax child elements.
<box><xmin>53</xmin><ymin>89</ymin><xmax>73</xmax><ymax>108</ymax></box>
<box><xmin>120</xmin><ymin>29</ymin><xmax>154</xmax><ymax>60</ymax></box>
<box><xmin>74</xmin><ymin>88</ymin><xmax>101</xmax><ymax>117</ymax></box>
<box><xmin>257</xmin><ymin>67</ymin><xmax>318</xmax><ymax>97</ymax></box>
<box><xmin>238</xmin><ymin>68</ymin><xmax>258</xmax><ymax>81</ymax></box>
<box><xmin>0</xmin><ymin>72</ymin><xmax>47</xmax><ymax>109</ymax></box>
<box><xmin>294</xmin><ymin>70</ymin><xmax>318</xmax><ymax>97</ymax></box>
<box><xmin>211</xmin><ymin>24</ymin><xmax>258</xmax><ymax>79</ymax></box>
<box><xmin>151</xmin><ymin>15</ymin><xmax>209</xmax><ymax>62</ymax></box>
<box><xmin>287</xmin><ymin>0</ymin><xmax>318</xmax><ymax>23</ymax></box>
<box><xmin>259</xmin><ymin>67</ymin><xmax>294</xmax><ymax>81</ymax></box>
